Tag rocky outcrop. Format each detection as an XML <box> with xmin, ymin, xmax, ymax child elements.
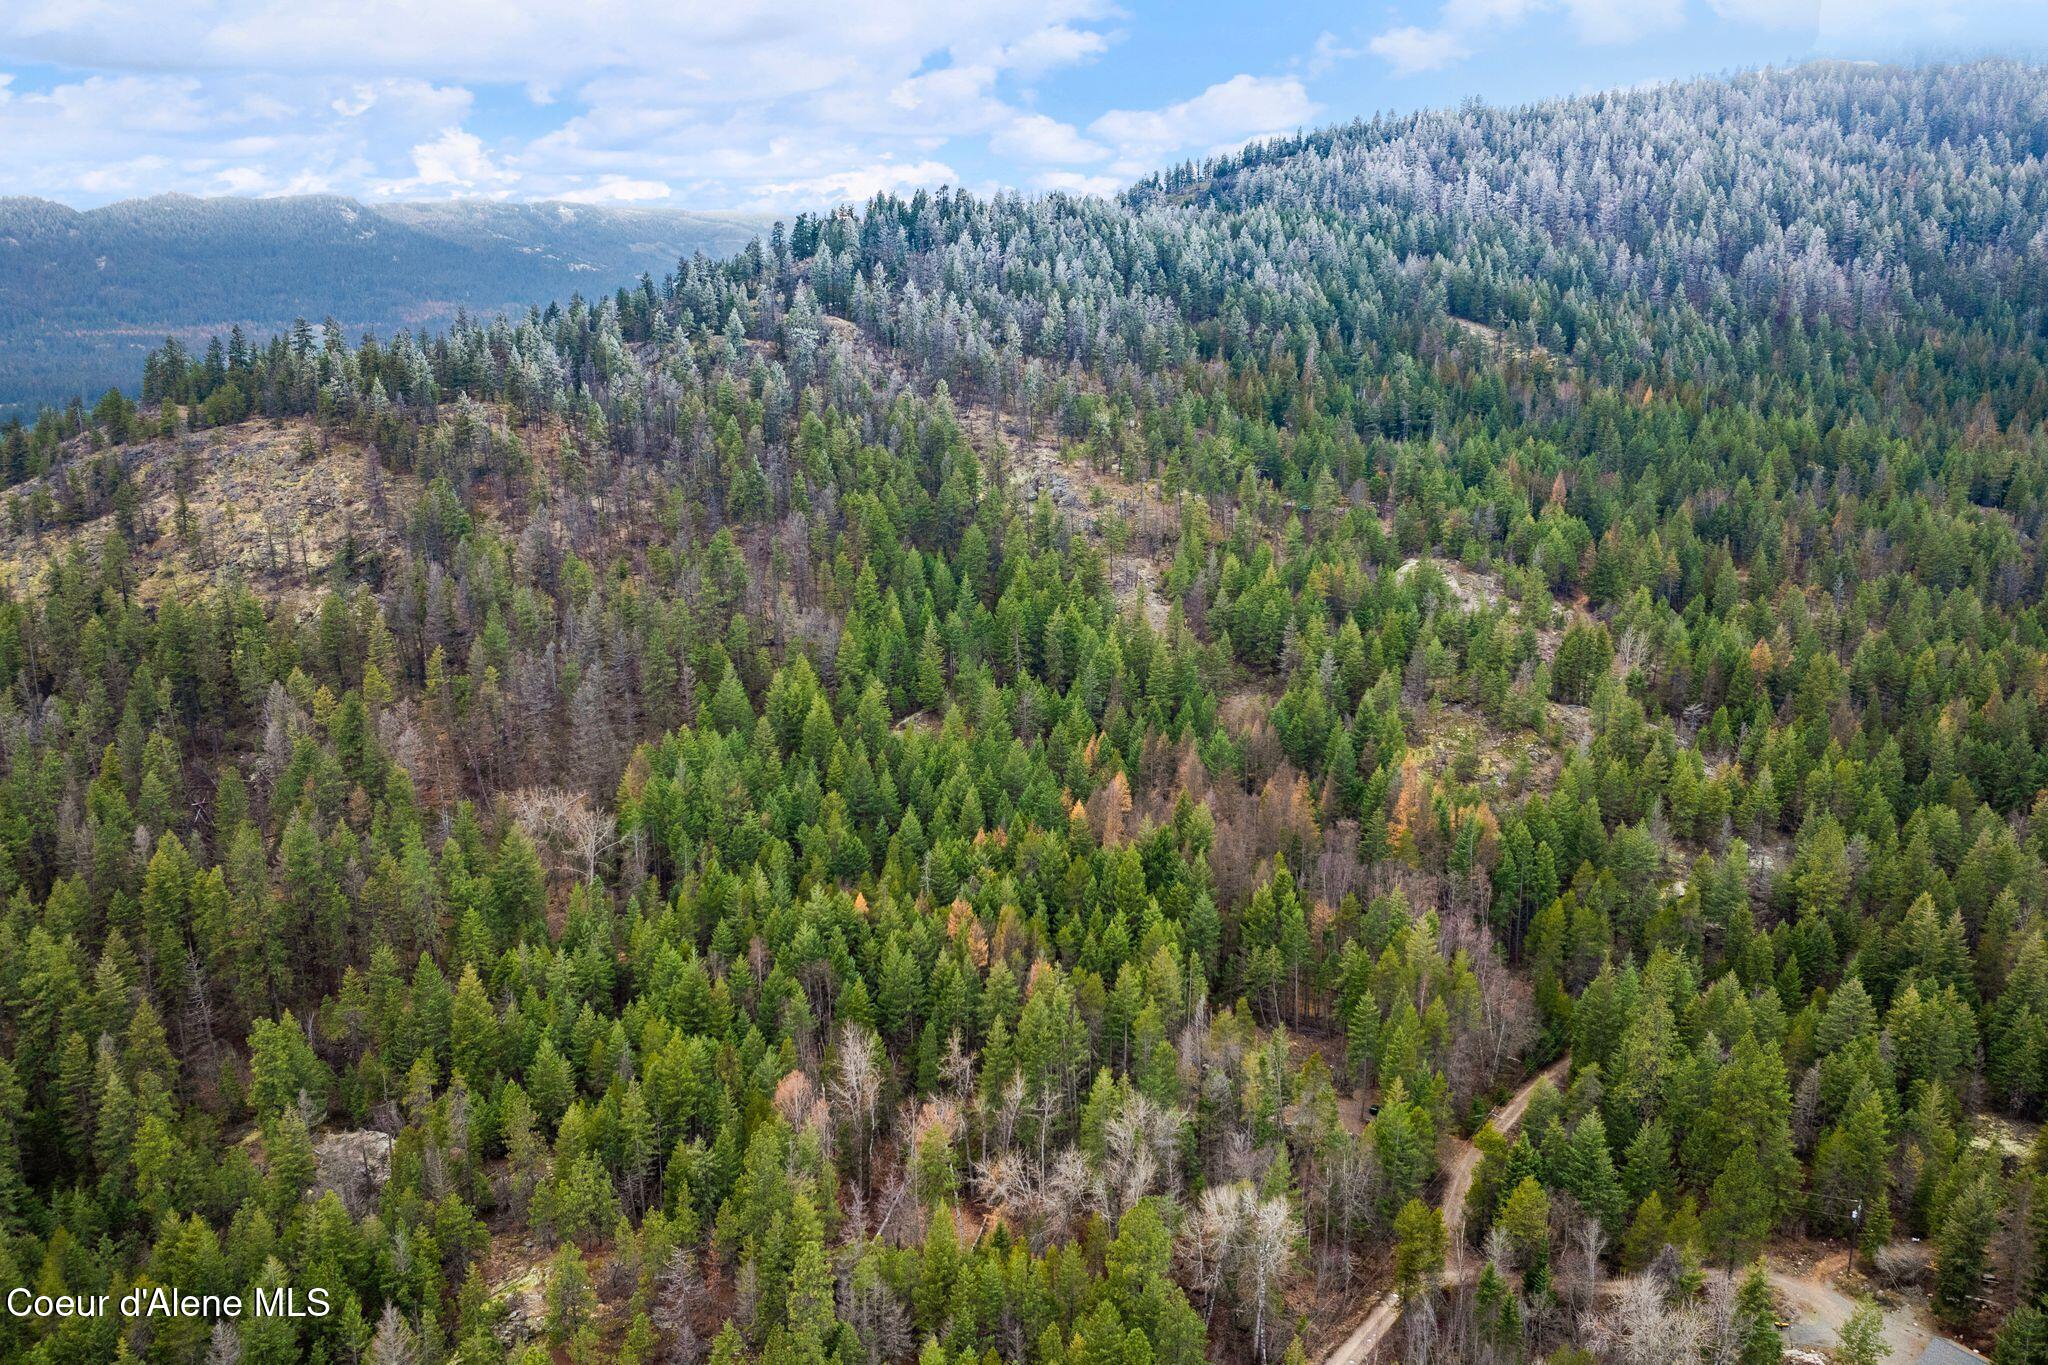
<box><xmin>311</xmin><ymin>1130</ymin><xmax>394</xmax><ymax>1215</ymax></box>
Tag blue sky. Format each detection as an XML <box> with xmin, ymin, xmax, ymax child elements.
<box><xmin>2</xmin><ymin>0</ymin><xmax>2043</xmax><ymax>211</ymax></box>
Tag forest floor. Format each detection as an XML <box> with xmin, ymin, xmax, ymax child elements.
<box><xmin>1314</xmin><ymin>1058</ymin><xmax>1569</xmax><ymax>1365</ymax></box>
<box><xmin>785</xmin><ymin>317</ymin><xmax>1182</xmax><ymax>632</ymax></box>
<box><xmin>0</xmin><ymin>423</ymin><xmax>410</xmax><ymax>614</ymax></box>
<box><xmin>1394</xmin><ymin>556</ymin><xmax>1506</xmax><ymax>615</ymax></box>
<box><xmin>1283</xmin><ymin>1023</ymin><xmax>1373</xmax><ymax>1136</ymax></box>
<box><xmin>1410</xmin><ymin>700</ymin><xmax>1568</xmax><ymax>799</ymax></box>
<box><xmin>953</xmin><ymin>399</ymin><xmax>1178</xmax><ymax>631</ymax></box>
<box><xmin>1388</xmin><ymin>554</ymin><xmax>1583</xmax><ymax>798</ymax></box>
<box><xmin>1446</xmin><ymin>314</ymin><xmax>1557</xmax><ymax>368</ymax></box>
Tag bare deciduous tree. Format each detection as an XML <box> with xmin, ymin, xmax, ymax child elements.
<box><xmin>1181</xmin><ymin>1181</ymin><xmax>1300</xmax><ymax>1363</ymax></box>
<box><xmin>507</xmin><ymin>786</ymin><xmax>620</xmax><ymax>883</ymax></box>
<box><xmin>1585</xmin><ymin>1274</ymin><xmax>1709</xmax><ymax>1365</ymax></box>
<box><xmin>829</xmin><ymin>1024</ymin><xmax>883</xmax><ymax>1192</ymax></box>
<box><xmin>1556</xmin><ymin>1205</ymin><xmax>1609</xmax><ymax>1319</ymax></box>
<box><xmin>1101</xmin><ymin>1091</ymin><xmax>1187</xmax><ymax>1222</ymax></box>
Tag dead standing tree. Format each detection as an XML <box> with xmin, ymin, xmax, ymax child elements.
<box><xmin>1180</xmin><ymin>1181</ymin><xmax>1300</xmax><ymax>1363</ymax></box>
<box><xmin>506</xmin><ymin>786</ymin><xmax>619</xmax><ymax>884</ymax></box>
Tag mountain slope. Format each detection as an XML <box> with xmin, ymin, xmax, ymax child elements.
<box><xmin>7</xmin><ymin>59</ymin><xmax>2048</xmax><ymax>1365</ymax></box>
<box><xmin>0</xmin><ymin>193</ymin><xmax>768</xmax><ymax>412</ymax></box>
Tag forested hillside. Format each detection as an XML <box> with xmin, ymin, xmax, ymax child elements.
<box><xmin>1</xmin><ymin>58</ymin><xmax>2047</xmax><ymax>1365</ymax></box>
<box><xmin>0</xmin><ymin>195</ymin><xmax>767</xmax><ymax>413</ymax></box>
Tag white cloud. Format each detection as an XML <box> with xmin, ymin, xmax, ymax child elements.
<box><xmin>1566</xmin><ymin>0</ymin><xmax>1682</xmax><ymax>44</ymax></box>
<box><xmin>0</xmin><ymin>1</ymin><xmax>1508</xmax><ymax>210</ymax></box>
<box><xmin>885</xmin><ymin>63</ymin><xmax>1006</xmax><ymax>129</ymax></box>
<box><xmin>326</xmin><ymin>78</ymin><xmax>472</xmax><ymax>125</ymax></box>
<box><xmin>74</xmin><ymin>155</ymin><xmax>174</xmax><ymax>197</ymax></box>
<box><xmin>1035</xmin><ymin>169</ymin><xmax>1122</xmax><ymax>196</ymax></box>
<box><xmin>0</xmin><ymin>65</ymin><xmax>476</xmax><ymax>203</ymax></box>
<box><xmin>1443</xmin><ymin>0</ymin><xmax>1542</xmax><ymax>28</ymax></box>
<box><xmin>0</xmin><ymin>0</ymin><xmax>1132</xmax><ymax>207</ymax></box>
<box><xmin>1090</xmin><ymin>75</ymin><xmax>1318</xmax><ymax>175</ymax></box>
<box><xmin>1368</xmin><ymin>26</ymin><xmax>1471</xmax><ymax>75</ymax></box>
<box><xmin>747</xmin><ymin>159</ymin><xmax>962</xmax><ymax>209</ymax></box>
<box><xmin>1816</xmin><ymin>0</ymin><xmax>1963</xmax><ymax>45</ymax></box>
<box><xmin>1304</xmin><ymin>31</ymin><xmax>1363</xmax><ymax>77</ymax></box>
<box><xmin>991</xmin><ymin>113</ymin><xmax>1106</xmax><ymax>164</ymax></box>
<box><xmin>1367</xmin><ymin>0</ymin><xmax>1684</xmax><ymax>75</ymax></box>
<box><xmin>986</xmin><ymin>23</ymin><xmax>1111</xmax><ymax>76</ymax></box>
<box><xmin>379</xmin><ymin>126</ymin><xmax>518</xmax><ymax>195</ymax></box>
<box><xmin>213</xmin><ymin>165</ymin><xmax>276</xmax><ymax>193</ymax></box>
<box><xmin>557</xmin><ymin>175</ymin><xmax>672</xmax><ymax>203</ymax></box>
<box><xmin>6</xmin><ymin>0</ymin><xmax>2045</xmax><ymax>210</ymax></box>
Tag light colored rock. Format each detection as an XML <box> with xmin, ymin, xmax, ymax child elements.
<box><xmin>311</xmin><ymin>1129</ymin><xmax>394</xmax><ymax>1214</ymax></box>
<box><xmin>490</xmin><ymin>1264</ymin><xmax>549</xmax><ymax>1345</ymax></box>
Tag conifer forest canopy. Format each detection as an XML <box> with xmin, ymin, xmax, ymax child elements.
<box><xmin>5</xmin><ymin>57</ymin><xmax>2048</xmax><ymax>1365</ymax></box>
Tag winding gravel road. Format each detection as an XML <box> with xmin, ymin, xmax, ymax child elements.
<box><xmin>1320</xmin><ymin>1059</ymin><xmax>1570</xmax><ymax>1365</ymax></box>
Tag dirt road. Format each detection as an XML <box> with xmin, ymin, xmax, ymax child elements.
<box><xmin>1768</xmin><ymin>1252</ymin><xmax>1937</xmax><ymax>1360</ymax></box>
<box><xmin>1319</xmin><ymin>1059</ymin><xmax>1569</xmax><ymax>1365</ymax></box>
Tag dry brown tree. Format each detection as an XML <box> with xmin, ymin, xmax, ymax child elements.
<box><xmin>507</xmin><ymin>785</ymin><xmax>619</xmax><ymax>882</ymax></box>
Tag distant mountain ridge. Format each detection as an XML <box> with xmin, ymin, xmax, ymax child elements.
<box><xmin>0</xmin><ymin>193</ymin><xmax>770</xmax><ymax>413</ymax></box>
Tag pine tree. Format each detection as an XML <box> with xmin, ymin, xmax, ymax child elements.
<box><xmin>1734</xmin><ymin>1262</ymin><xmax>1782</xmax><ymax>1365</ymax></box>
<box><xmin>1935</xmin><ymin>1171</ymin><xmax>2001</xmax><ymax>1328</ymax></box>
<box><xmin>545</xmin><ymin>1244</ymin><xmax>597</xmax><ymax>1345</ymax></box>
<box><xmin>1553</xmin><ymin>1112</ymin><xmax>1627</xmax><ymax>1236</ymax></box>
<box><xmin>1705</xmin><ymin>1143</ymin><xmax>1776</xmax><ymax>1267</ymax></box>
<box><xmin>1393</xmin><ymin>1198</ymin><xmax>1446</xmax><ymax>1303</ymax></box>
<box><xmin>1836</xmin><ymin>1299</ymin><xmax>1893</xmax><ymax>1365</ymax></box>
<box><xmin>1497</xmin><ymin>1177</ymin><xmax>1551</xmax><ymax>1276</ymax></box>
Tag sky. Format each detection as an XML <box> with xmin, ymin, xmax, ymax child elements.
<box><xmin>1</xmin><ymin>0</ymin><xmax>2044</xmax><ymax>212</ymax></box>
